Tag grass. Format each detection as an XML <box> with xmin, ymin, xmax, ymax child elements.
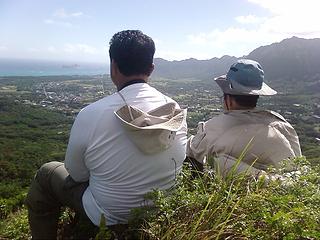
<box><xmin>1</xmin><ymin>157</ymin><xmax>319</xmax><ymax>239</ymax></box>
<box><xmin>128</xmin><ymin>157</ymin><xmax>320</xmax><ymax>239</ymax></box>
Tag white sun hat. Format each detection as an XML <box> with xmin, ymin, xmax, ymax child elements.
<box><xmin>115</xmin><ymin>102</ymin><xmax>186</xmax><ymax>154</ymax></box>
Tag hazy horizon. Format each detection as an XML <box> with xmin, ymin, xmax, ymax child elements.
<box><xmin>0</xmin><ymin>58</ymin><xmax>108</xmax><ymax>76</ymax></box>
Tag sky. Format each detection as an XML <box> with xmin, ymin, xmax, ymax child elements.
<box><xmin>1</xmin><ymin>0</ymin><xmax>320</xmax><ymax>63</ymax></box>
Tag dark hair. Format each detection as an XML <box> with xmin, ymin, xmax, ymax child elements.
<box><xmin>109</xmin><ymin>30</ymin><xmax>155</xmax><ymax>76</ymax></box>
<box><xmin>225</xmin><ymin>94</ymin><xmax>259</xmax><ymax>108</ymax></box>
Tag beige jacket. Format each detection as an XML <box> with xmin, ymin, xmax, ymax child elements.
<box><xmin>187</xmin><ymin>109</ymin><xmax>302</xmax><ymax>176</ymax></box>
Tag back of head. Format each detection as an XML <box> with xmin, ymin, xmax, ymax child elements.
<box><xmin>226</xmin><ymin>94</ymin><xmax>259</xmax><ymax>109</ymax></box>
<box><xmin>109</xmin><ymin>30</ymin><xmax>155</xmax><ymax>76</ymax></box>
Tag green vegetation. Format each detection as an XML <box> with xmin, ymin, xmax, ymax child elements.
<box><xmin>0</xmin><ymin>95</ymin><xmax>71</xmax><ymax>183</ymax></box>
<box><xmin>0</xmin><ymin>76</ymin><xmax>319</xmax><ymax>239</ymax></box>
<box><xmin>85</xmin><ymin>158</ymin><xmax>320</xmax><ymax>239</ymax></box>
<box><xmin>0</xmin><ymin>93</ymin><xmax>72</xmax><ymax>232</ymax></box>
<box><xmin>0</xmin><ymin>208</ymin><xmax>30</xmax><ymax>240</ymax></box>
<box><xmin>130</xmin><ymin>158</ymin><xmax>320</xmax><ymax>239</ymax></box>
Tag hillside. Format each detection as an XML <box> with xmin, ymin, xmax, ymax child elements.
<box><xmin>247</xmin><ymin>37</ymin><xmax>320</xmax><ymax>93</ymax></box>
<box><xmin>153</xmin><ymin>37</ymin><xmax>320</xmax><ymax>94</ymax></box>
<box><xmin>153</xmin><ymin>55</ymin><xmax>237</xmax><ymax>80</ymax></box>
<box><xmin>247</xmin><ymin>37</ymin><xmax>320</xmax><ymax>82</ymax></box>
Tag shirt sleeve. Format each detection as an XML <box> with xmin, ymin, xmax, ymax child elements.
<box><xmin>64</xmin><ymin>110</ymin><xmax>91</xmax><ymax>182</ymax></box>
<box><xmin>279</xmin><ymin>122</ymin><xmax>302</xmax><ymax>157</ymax></box>
<box><xmin>186</xmin><ymin>122</ymin><xmax>208</xmax><ymax>163</ymax></box>
<box><xmin>270</xmin><ymin>111</ymin><xmax>302</xmax><ymax>157</ymax></box>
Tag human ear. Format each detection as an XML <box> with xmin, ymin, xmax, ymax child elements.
<box><xmin>146</xmin><ymin>63</ymin><xmax>155</xmax><ymax>76</ymax></box>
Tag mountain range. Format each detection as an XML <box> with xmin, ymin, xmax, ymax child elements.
<box><xmin>153</xmin><ymin>37</ymin><xmax>320</xmax><ymax>93</ymax></box>
<box><xmin>1</xmin><ymin>37</ymin><xmax>320</xmax><ymax>93</ymax></box>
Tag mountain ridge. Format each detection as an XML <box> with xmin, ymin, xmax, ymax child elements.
<box><xmin>153</xmin><ymin>36</ymin><xmax>320</xmax><ymax>87</ymax></box>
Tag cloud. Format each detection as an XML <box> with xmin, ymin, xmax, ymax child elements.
<box><xmin>44</xmin><ymin>19</ymin><xmax>73</xmax><ymax>28</ymax></box>
<box><xmin>187</xmin><ymin>33</ymin><xmax>210</xmax><ymax>45</ymax></box>
<box><xmin>27</xmin><ymin>48</ymin><xmax>40</xmax><ymax>53</ymax></box>
<box><xmin>71</xmin><ymin>12</ymin><xmax>83</xmax><ymax>17</ymax></box>
<box><xmin>247</xmin><ymin>0</ymin><xmax>317</xmax><ymax>15</ymax></box>
<box><xmin>235</xmin><ymin>15</ymin><xmax>264</xmax><ymax>24</ymax></box>
<box><xmin>185</xmin><ymin>0</ymin><xmax>320</xmax><ymax>59</ymax></box>
<box><xmin>64</xmin><ymin>43</ymin><xmax>98</xmax><ymax>54</ymax></box>
<box><xmin>48</xmin><ymin>46</ymin><xmax>56</xmax><ymax>53</ymax></box>
<box><xmin>155</xmin><ymin>50</ymin><xmax>197</xmax><ymax>61</ymax></box>
<box><xmin>188</xmin><ymin>27</ymin><xmax>279</xmax><ymax>46</ymax></box>
<box><xmin>187</xmin><ymin>27</ymin><xmax>281</xmax><ymax>58</ymax></box>
<box><xmin>248</xmin><ymin>0</ymin><xmax>320</xmax><ymax>37</ymax></box>
<box><xmin>0</xmin><ymin>46</ymin><xmax>8</xmax><ymax>51</ymax></box>
<box><xmin>53</xmin><ymin>8</ymin><xmax>83</xmax><ymax>18</ymax></box>
<box><xmin>44</xmin><ymin>8</ymin><xmax>84</xmax><ymax>28</ymax></box>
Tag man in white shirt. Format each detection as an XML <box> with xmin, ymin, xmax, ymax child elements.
<box><xmin>187</xmin><ymin>59</ymin><xmax>301</xmax><ymax>177</ymax></box>
<box><xmin>26</xmin><ymin>30</ymin><xmax>187</xmax><ymax>239</ymax></box>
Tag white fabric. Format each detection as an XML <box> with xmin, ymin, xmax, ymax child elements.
<box><xmin>187</xmin><ymin>109</ymin><xmax>301</xmax><ymax>176</ymax></box>
<box><xmin>64</xmin><ymin>83</ymin><xmax>187</xmax><ymax>225</ymax></box>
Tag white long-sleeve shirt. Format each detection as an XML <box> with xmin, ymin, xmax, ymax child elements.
<box><xmin>65</xmin><ymin>83</ymin><xmax>187</xmax><ymax>225</ymax></box>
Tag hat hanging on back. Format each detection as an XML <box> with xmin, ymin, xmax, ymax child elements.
<box><xmin>115</xmin><ymin>102</ymin><xmax>187</xmax><ymax>154</ymax></box>
<box><xmin>214</xmin><ymin>59</ymin><xmax>277</xmax><ymax>96</ymax></box>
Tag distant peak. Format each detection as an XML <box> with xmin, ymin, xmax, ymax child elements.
<box><xmin>280</xmin><ymin>36</ymin><xmax>304</xmax><ymax>42</ymax></box>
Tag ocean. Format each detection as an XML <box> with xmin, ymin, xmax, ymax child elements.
<box><xmin>0</xmin><ymin>58</ymin><xmax>108</xmax><ymax>76</ymax></box>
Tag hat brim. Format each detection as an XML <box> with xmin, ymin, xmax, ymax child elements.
<box><xmin>114</xmin><ymin>104</ymin><xmax>187</xmax><ymax>131</ymax></box>
<box><xmin>114</xmin><ymin>104</ymin><xmax>187</xmax><ymax>154</ymax></box>
<box><xmin>214</xmin><ymin>75</ymin><xmax>277</xmax><ymax>96</ymax></box>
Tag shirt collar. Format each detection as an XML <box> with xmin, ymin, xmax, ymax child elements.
<box><xmin>118</xmin><ymin>79</ymin><xmax>146</xmax><ymax>91</ymax></box>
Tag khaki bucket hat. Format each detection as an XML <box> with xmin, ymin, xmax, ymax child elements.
<box><xmin>115</xmin><ymin>102</ymin><xmax>186</xmax><ymax>154</ymax></box>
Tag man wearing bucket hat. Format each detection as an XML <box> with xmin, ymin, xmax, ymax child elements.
<box><xmin>187</xmin><ymin>59</ymin><xmax>301</xmax><ymax>177</ymax></box>
<box><xmin>26</xmin><ymin>30</ymin><xmax>187</xmax><ymax>239</ymax></box>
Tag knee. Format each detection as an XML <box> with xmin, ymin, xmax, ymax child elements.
<box><xmin>36</xmin><ymin>161</ymin><xmax>64</xmax><ymax>184</ymax></box>
<box><xmin>25</xmin><ymin>161</ymin><xmax>63</xmax><ymax>212</ymax></box>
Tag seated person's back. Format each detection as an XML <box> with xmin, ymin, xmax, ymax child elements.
<box><xmin>69</xmin><ymin>81</ymin><xmax>187</xmax><ymax>225</ymax></box>
<box><xmin>26</xmin><ymin>30</ymin><xmax>187</xmax><ymax>240</ymax></box>
<box><xmin>187</xmin><ymin>59</ymin><xmax>301</xmax><ymax>176</ymax></box>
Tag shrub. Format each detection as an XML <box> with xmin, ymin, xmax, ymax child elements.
<box><xmin>0</xmin><ymin>208</ymin><xmax>30</xmax><ymax>240</ymax></box>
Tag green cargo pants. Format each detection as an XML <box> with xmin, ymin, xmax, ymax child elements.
<box><xmin>25</xmin><ymin>161</ymin><xmax>93</xmax><ymax>239</ymax></box>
